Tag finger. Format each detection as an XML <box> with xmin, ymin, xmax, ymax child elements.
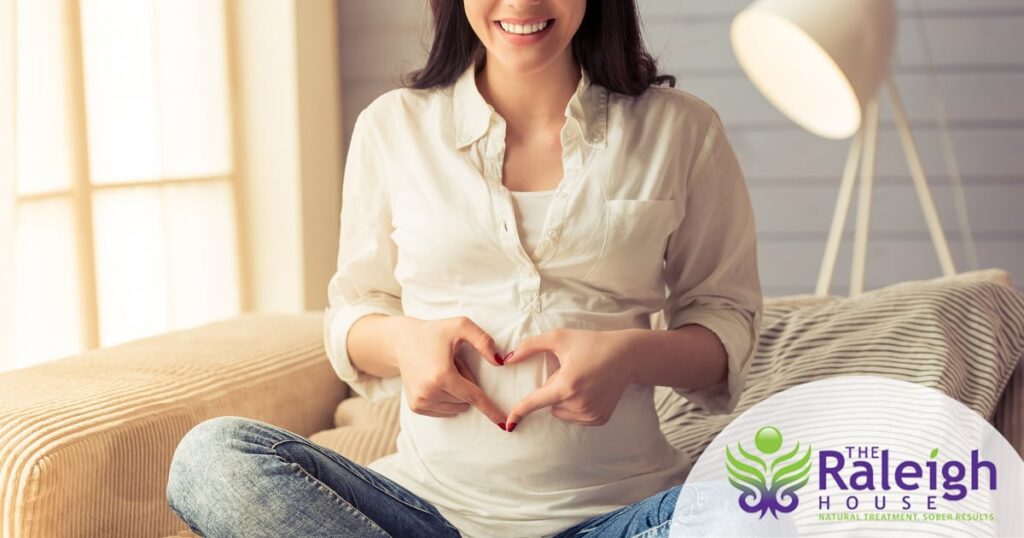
<box><xmin>434</xmin><ymin>392</ymin><xmax>468</xmax><ymax>405</ymax></box>
<box><xmin>430</xmin><ymin>387</ymin><xmax>466</xmax><ymax>405</ymax></box>
<box><xmin>415</xmin><ymin>409</ymin><xmax>458</xmax><ymax>418</ymax></box>
<box><xmin>551</xmin><ymin>405</ymin><xmax>588</xmax><ymax>425</ymax></box>
<box><xmin>453</xmin><ymin>356</ymin><xmax>478</xmax><ymax>385</ymax></box>
<box><xmin>504</xmin><ymin>332</ymin><xmax>556</xmax><ymax>366</ymax></box>
<box><xmin>430</xmin><ymin>360</ymin><xmax>468</xmax><ymax>404</ymax></box>
<box><xmin>505</xmin><ymin>377</ymin><xmax>565</xmax><ymax>428</ymax></box>
<box><xmin>453</xmin><ymin>317</ymin><xmax>507</xmax><ymax>367</ymax></box>
<box><xmin>443</xmin><ymin>374</ymin><xmax>507</xmax><ymax>427</ymax></box>
<box><xmin>424</xmin><ymin>401</ymin><xmax>471</xmax><ymax>414</ymax></box>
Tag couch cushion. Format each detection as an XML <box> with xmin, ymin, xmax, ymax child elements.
<box><xmin>655</xmin><ymin>267</ymin><xmax>1023</xmax><ymax>461</ymax></box>
<box><xmin>0</xmin><ymin>312</ymin><xmax>345</xmax><ymax>538</ymax></box>
<box><xmin>309</xmin><ymin>391</ymin><xmax>401</xmax><ymax>465</ymax></box>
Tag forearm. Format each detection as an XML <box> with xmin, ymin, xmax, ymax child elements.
<box><xmin>347</xmin><ymin>314</ymin><xmax>410</xmax><ymax>378</ymax></box>
<box><xmin>614</xmin><ymin>324</ymin><xmax>728</xmax><ymax>391</ymax></box>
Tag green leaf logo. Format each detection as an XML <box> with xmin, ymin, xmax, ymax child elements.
<box><xmin>725</xmin><ymin>425</ymin><xmax>812</xmax><ymax>519</ymax></box>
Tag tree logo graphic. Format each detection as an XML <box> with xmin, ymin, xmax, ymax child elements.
<box><xmin>725</xmin><ymin>425</ymin><xmax>813</xmax><ymax>519</ymax></box>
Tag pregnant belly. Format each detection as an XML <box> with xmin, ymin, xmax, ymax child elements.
<box><xmin>398</xmin><ymin>357</ymin><xmax>676</xmax><ymax>492</ymax></box>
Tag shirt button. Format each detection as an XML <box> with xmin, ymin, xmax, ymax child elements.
<box><xmin>520</xmin><ymin>292</ymin><xmax>540</xmax><ymax>312</ymax></box>
<box><xmin>557</xmin><ymin>191</ymin><xmax>568</xmax><ymax>199</ymax></box>
<box><xmin>519</xmin><ymin>265</ymin><xmax>532</xmax><ymax>276</ymax></box>
<box><xmin>546</xmin><ymin>228</ymin><xmax>560</xmax><ymax>240</ymax></box>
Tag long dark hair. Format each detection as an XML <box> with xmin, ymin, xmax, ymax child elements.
<box><xmin>403</xmin><ymin>0</ymin><xmax>676</xmax><ymax>96</ymax></box>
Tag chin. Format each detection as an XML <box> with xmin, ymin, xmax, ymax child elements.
<box><xmin>486</xmin><ymin>51</ymin><xmax>561</xmax><ymax>75</ymax></box>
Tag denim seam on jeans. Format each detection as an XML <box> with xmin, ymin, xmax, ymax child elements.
<box><xmin>271</xmin><ymin>438</ymin><xmax>460</xmax><ymax>535</ymax></box>
<box><xmin>629</xmin><ymin>519</ymin><xmax>670</xmax><ymax>538</ymax></box>
<box><xmin>272</xmin><ymin>450</ymin><xmax>391</xmax><ymax>538</ymax></box>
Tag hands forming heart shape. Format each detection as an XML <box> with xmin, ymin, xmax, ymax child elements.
<box><xmin>394</xmin><ymin>317</ymin><xmax>635</xmax><ymax>433</ymax></box>
<box><xmin>499</xmin><ymin>327</ymin><xmax>635</xmax><ymax>431</ymax></box>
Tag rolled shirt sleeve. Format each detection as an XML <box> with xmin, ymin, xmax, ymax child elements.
<box><xmin>323</xmin><ymin>109</ymin><xmax>404</xmax><ymax>403</ymax></box>
<box><xmin>662</xmin><ymin>108</ymin><xmax>764</xmax><ymax>415</ymax></box>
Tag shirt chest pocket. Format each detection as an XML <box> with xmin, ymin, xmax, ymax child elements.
<box><xmin>583</xmin><ymin>199</ymin><xmax>681</xmax><ymax>291</ymax></box>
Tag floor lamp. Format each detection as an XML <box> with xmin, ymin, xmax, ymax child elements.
<box><xmin>730</xmin><ymin>0</ymin><xmax>958</xmax><ymax>297</ymax></box>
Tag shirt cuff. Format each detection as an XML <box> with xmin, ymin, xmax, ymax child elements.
<box><xmin>323</xmin><ymin>303</ymin><xmax>404</xmax><ymax>403</ymax></box>
<box><xmin>667</xmin><ymin>304</ymin><xmax>760</xmax><ymax>414</ymax></box>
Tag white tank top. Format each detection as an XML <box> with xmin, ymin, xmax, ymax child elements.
<box><xmin>508</xmin><ymin>188</ymin><xmax>557</xmax><ymax>260</ymax></box>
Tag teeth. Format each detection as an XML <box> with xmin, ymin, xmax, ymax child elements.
<box><xmin>499</xmin><ymin>19</ymin><xmax>549</xmax><ymax>35</ymax></box>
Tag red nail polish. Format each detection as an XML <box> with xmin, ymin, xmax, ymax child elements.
<box><xmin>494</xmin><ymin>352</ymin><xmax>505</xmax><ymax>365</ymax></box>
<box><xmin>507</xmin><ymin>422</ymin><xmax>517</xmax><ymax>432</ymax></box>
<box><xmin>498</xmin><ymin>421</ymin><xmax>507</xmax><ymax>430</ymax></box>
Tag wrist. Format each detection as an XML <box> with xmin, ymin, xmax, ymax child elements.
<box><xmin>607</xmin><ymin>328</ymin><xmax>643</xmax><ymax>384</ymax></box>
<box><xmin>383</xmin><ymin>315</ymin><xmax>419</xmax><ymax>371</ymax></box>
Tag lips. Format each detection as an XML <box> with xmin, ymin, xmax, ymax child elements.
<box><xmin>494</xmin><ymin>18</ymin><xmax>555</xmax><ymax>37</ymax></box>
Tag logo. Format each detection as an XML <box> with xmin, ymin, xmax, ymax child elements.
<box><xmin>725</xmin><ymin>425</ymin><xmax>813</xmax><ymax>519</ymax></box>
<box><xmin>673</xmin><ymin>378</ymin><xmax>1022</xmax><ymax>535</ymax></box>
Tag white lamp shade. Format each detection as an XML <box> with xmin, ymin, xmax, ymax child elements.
<box><xmin>731</xmin><ymin>0</ymin><xmax>897</xmax><ymax>139</ymax></box>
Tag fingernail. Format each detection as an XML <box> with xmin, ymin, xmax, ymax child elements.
<box><xmin>507</xmin><ymin>422</ymin><xmax>517</xmax><ymax>432</ymax></box>
<box><xmin>503</xmin><ymin>351</ymin><xmax>514</xmax><ymax>363</ymax></box>
<box><xmin>494</xmin><ymin>352</ymin><xmax>505</xmax><ymax>366</ymax></box>
<box><xmin>498</xmin><ymin>421</ymin><xmax>507</xmax><ymax>431</ymax></box>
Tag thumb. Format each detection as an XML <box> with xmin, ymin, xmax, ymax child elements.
<box><xmin>444</xmin><ymin>373</ymin><xmax>507</xmax><ymax>427</ymax></box>
<box><xmin>454</xmin><ymin>318</ymin><xmax>507</xmax><ymax>367</ymax></box>
<box><xmin>504</xmin><ymin>332</ymin><xmax>556</xmax><ymax>366</ymax></box>
<box><xmin>505</xmin><ymin>371</ymin><xmax>565</xmax><ymax>430</ymax></box>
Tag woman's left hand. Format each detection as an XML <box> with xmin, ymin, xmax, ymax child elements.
<box><xmin>502</xmin><ymin>328</ymin><xmax>635</xmax><ymax>430</ymax></box>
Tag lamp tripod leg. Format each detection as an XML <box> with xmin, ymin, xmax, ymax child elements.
<box><xmin>885</xmin><ymin>77</ymin><xmax>957</xmax><ymax>276</ymax></box>
<box><xmin>816</xmin><ymin>121</ymin><xmax>864</xmax><ymax>296</ymax></box>
<box><xmin>850</xmin><ymin>98</ymin><xmax>880</xmax><ymax>297</ymax></box>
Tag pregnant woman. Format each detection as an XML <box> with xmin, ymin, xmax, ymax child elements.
<box><xmin>166</xmin><ymin>0</ymin><xmax>763</xmax><ymax>536</ymax></box>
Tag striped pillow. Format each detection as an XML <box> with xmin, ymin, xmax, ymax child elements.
<box><xmin>655</xmin><ymin>274</ymin><xmax>1024</xmax><ymax>463</ymax></box>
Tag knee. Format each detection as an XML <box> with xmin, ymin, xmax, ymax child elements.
<box><xmin>166</xmin><ymin>416</ymin><xmax>252</xmax><ymax>512</ymax></box>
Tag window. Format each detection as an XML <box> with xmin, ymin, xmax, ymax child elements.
<box><xmin>2</xmin><ymin>0</ymin><xmax>245</xmax><ymax>371</ymax></box>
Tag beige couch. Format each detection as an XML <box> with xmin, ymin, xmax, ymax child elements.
<box><xmin>0</xmin><ymin>269</ymin><xmax>1021</xmax><ymax>538</ymax></box>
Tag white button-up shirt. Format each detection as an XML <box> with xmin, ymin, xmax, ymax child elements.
<box><xmin>323</xmin><ymin>59</ymin><xmax>763</xmax><ymax>538</ymax></box>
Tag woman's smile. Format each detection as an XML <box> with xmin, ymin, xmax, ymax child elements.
<box><xmin>493</xmin><ymin>17</ymin><xmax>556</xmax><ymax>44</ymax></box>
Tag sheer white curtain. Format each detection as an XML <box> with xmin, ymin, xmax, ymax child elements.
<box><xmin>1</xmin><ymin>0</ymin><xmax>15</xmax><ymax>372</ymax></box>
<box><xmin>1</xmin><ymin>0</ymin><xmax>244</xmax><ymax>372</ymax></box>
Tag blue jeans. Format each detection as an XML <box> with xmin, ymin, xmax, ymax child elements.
<box><xmin>166</xmin><ymin>416</ymin><xmax>680</xmax><ymax>538</ymax></box>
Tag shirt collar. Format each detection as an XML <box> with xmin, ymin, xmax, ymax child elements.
<box><xmin>452</xmin><ymin>59</ymin><xmax>609</xmax><ymax>150</ymax></box>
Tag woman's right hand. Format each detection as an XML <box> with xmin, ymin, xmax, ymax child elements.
<box><xmin>391</xmin><ymin>316</ymin><xmax>509</xmax><ymax>429</ymax></box>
